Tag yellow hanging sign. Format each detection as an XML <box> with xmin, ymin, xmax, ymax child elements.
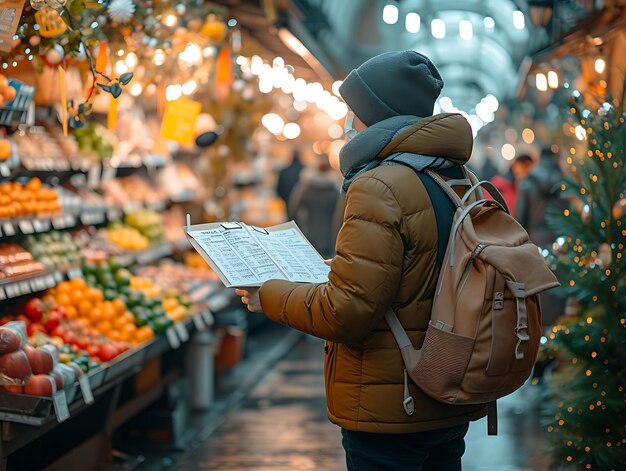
<box><xmin>161</xmin><ymin>98</ymin><xmax>202</xmax><ymax>145</ymax></box>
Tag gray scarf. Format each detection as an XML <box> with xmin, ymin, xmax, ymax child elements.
<box><xmin>339</xmin><ymin>115</ymin><xmax>453</xmax><ymax>194</ymax></box>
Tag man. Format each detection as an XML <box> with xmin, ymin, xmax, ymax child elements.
<box><xmin>516</xmin><ymin>146</ymin><xmax>565</xmax><ymax>325</ymax></box>
<box><xmin>490</xmin><ymin>154</ymin><xmax>534</xmax><ymax>218</ymax></box>
<box><xmin>237</xmin><ymin>51</ymin><xmax>486</xmax><ymax>470</ymax></box>
<box><xmin>276</xmin><ymin>148</ymin><xmax>304</xmax><ymax>206</ymax></box>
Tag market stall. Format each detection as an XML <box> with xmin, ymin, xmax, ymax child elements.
<box><xmin>0</xmin><ymin>0</ymin><xmax>345</xmax><ymax>468</ymax></box>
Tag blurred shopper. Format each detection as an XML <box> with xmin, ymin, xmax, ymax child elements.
<box><xmin>237</xmin><ymin>51</ymin><xmax>485</xmax><ymax>471</ymax></box>
<box><xmin>276</xmin><ymin>148</ymin><xmax>304</xmax><ymax>206</ymax></box>
<box><xmin>516</xmin><ymin>146</ymin><xmax>565</xmax><ymax>324</ymax></box>
<box><xmin>490</xmin><ymin>154</ymin><xmax>534</xmax><ymax>218</ymax></box>
<box><xmin>288</xmin><ymin>154</ymin><xmax>340</xmax><ymax>259</ymax></box>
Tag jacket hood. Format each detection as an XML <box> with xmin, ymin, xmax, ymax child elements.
<box><xmin>378</xmin><ymin>113</ymin><xmax>472</xmax><ymax>165</ymax></box>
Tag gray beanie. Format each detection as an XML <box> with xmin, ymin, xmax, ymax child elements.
<box><xmin>339</xmin><ymin>51</ymin><xmax>444</xmax><ymax>126</ymax></box>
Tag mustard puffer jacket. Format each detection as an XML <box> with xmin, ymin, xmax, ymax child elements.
<box><xmin>260</xmin><ymin>113</ymin><xmax>487</xmax><ymax>433</ymax></box>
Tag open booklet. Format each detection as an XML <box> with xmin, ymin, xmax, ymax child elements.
<box><xmin>184</xmin><ymin>219</ymin><xmax>331</xmax><ymax>288</ymax></box>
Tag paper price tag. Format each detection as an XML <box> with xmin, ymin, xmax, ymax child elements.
<box><xmin>18</xmin><ymin>220</ymin><xmax>34</xmax><ymax>234</ymax></box>
<box><xmin>65</xmin><ymin>214</ymin><xmax>75</xmax><ymax>227</ymax></box>
<box><xmin>174</xmin><ymin>322</ymin><xmax>189</xmax><ymax>343</ymax></box>
<box><xmin>54</xmin><ymin>271</ymin><xmax>63</xmax><ymax>283</ymax></box>
<box><xmin>0</xmin><ymin>164</ymin><xmax>9</xmax><ymax>177</ymax></box>
<box><xmin>107</xmin><ymin>208</ymin><xmax>121</xmax><ymax>221</ymax></box>
<box><xmin>52</xmin><ymin>391</ymin><xmax>70</xmax><ymax>422</ymax></box>
<box><xmin>52</xmin><ymin>216</ymin><xmax>65</xmax><ymax>229</ymax></box>
<box><xmin>5</xmin><ymin>284</ymin><xmax>18</xmax><ymax>298</ymax></box>
<box><xmin>192</xmin><ymin>314</ymin><xmax>206</xmax><ymax>331</ymax></box>
<box><xmin>79</xmin><ymin>375</ymin><xmax>94</xmax><ymax>405</ymax></box>
<box><xmin>0</xmin><ymin>287</ymin><xmax>5</xmax><ymax>300</ymax></box>
<box><xmin>3</xmin><ymin>222</ymin><xmax>15</xmax><ymax>236</ymax></box>
<box><xmin>202</xmin><ymin>310</ymin><xmax>215</xmax><ymax>326</ymax></box>
<box><xmin>165</xmin><ymin>327</ymin><xmax>181</xmax><ymax>349</ymax></box>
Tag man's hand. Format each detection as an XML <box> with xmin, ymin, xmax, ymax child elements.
<box><xmin>235</xmin><ymin>288</ymin><xmax>262</xmax><ymax>312</ymax></box>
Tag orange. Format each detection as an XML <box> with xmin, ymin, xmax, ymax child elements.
<box><xmin>89</xmin><ymin>306</ymin><xmax>103</xmax><ymax>324</ymax></box>
<box><xmin>135</xmin><ymin>326</ymin><xmax>155</xmax><ymax>343</ymax></box>
<box><xmin>65</xmin><ymin>305</ymin><xmax>78</xmax><ymax>319</ymax></box>
<box><xmin>78</xmin><ymin>299</ymin><xmax>93</xmax><ymax>316</ymax></box>
<box><xmin>69</xmin><ymin>278</ymin><xmax>86</xmax><ymax>290</ymax></box>
<box><xmin>96</xmin><ymin>320</ymin><xmax>113</xmax><ymax>335</ymax></box>
<box><xmin>123</xmin><ymin>312</ymin><xmax>135</xmax><ymax>324</ymax></box>
<box><xmin>56</xmin><ymin>293</ymin><xmax>71</xmax><ymax>307</ymax></box>
<box><xmin>111</xmin><ymin>298</ymin><xmax>126</xmax><ymax>314</ymax></box>
<box><xmin>108</xmin><ymin>330</ymin><xmax>121</xmax><ymax>341</ymax></box>
<box><xmin>112</xmin><ymin>316</ymin><xmax>127</xmax><ymax>329</ymax></box>
<box><xmin>100</xmin><ymin>302</ymin><xmax>115</xmax><ymax>321</ymax></box>
<box><xmin>25</xmin><ymin>177</ymin><xmax>42</xmax><ymax>192</ymax></box>
<box><xmin>56</xmin><ymin>282</ymin><xmax>72</xmax><ymax>295</ymax></box>
<box><xmin>87</xmin><ymin>287</ymin><xmax>104</xmax><ymax>303</ymax></box>
<box><xmin>69</xmin><ymin>289</ymin><xmax>85</xmax><ymax>306</ymax></box>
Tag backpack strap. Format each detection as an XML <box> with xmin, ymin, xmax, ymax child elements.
<box><xmin>460</xmin><ymin>181</ymin><xmax>510</xmax><ymax>213</ymax></box>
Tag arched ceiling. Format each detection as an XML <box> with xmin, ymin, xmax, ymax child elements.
<box><xmin>297</xmin><ymin>0</ymin><xmax>532</xmax><ymax>114</ymax></box>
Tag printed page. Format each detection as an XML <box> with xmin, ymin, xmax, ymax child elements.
<box><xmin>249</xmin><ymin>228</ymin><xmax>318</xmax><ymax>282</ymax></box>
<box><xmin>266</xmin><ymin>228</ymin><xmax>331</xmax><ymax>283</ymax></box>
<box><xmin>186</xmin><ymin>224</ymin><xmax>283</xmax><ymax>287</ymax></box>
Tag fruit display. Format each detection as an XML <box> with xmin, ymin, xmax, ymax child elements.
<box><xmin>124</xmin><ymin>209</ymin><xmax>165</xmax><ymax>244</ymax></box>
<box><xmin>12</xmin><ymin>126</ymin><xmax>67</xmax><ymax>169</ymax></box>
<box><xmin>70</xmin><ymin>122</ymin><xmax>115</xmax><ymax>160</ymax></box>
<box><xmin>130</xmin><ymin>275</ymin><xmax>190</xmax><ymax>323</ymax></box>
<box><xmin>137</xmin><ymin>263</ymin><xmax>220</xmax><ymax>292</ymax></box>
<box><xmin>0</xmin><ymin>178</ymin><xmax>61</xmax><ymax>219</ymax></box>
<box><xmin>106</xmin><ymin>223</ymin><xmax>150</xmax><ymax>251</ymax></box>
<box><xmin>0</xmin><ymin>244</ymin><xmax>45</xmax><ymax>280</ymax></box>
<box><xmin>73</xmin><ymin>227</ymin><xmax>122</xmax><ymax>263</ymax></box>
<box><xmin>46</xmin><ymin>278</ymin><xmax>154</xmax><ymax>346</ymax></box>
<box><xmin>0</xmin><ymin>138</ymin><xmax>11</xmax><ymax>161</ymax></box>
<box><xmin>83</xmin><ymin>261</ymin><xmax>174</xmax><ymax>335</ymax></box>
<box><xmin>184</xmin><ymin>251</ymin><xmax>212</xmax><ymax>270</ymax></box>
<box><xmin>0</xmin><ymin>74</ymin><xmax>17</xmax><ymax>107</ymax></box>
<box><xmin>22</xmin><ymin>231</ymin><xmax>83</xmax><ymax>271</ymax></box>
<box><xmin>101</xmin><ymin>175</ymin><xmax>166</xmax><ymax>208</ymax></box>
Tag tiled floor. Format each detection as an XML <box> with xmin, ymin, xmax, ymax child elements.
<box><xmin>168</xmin><ymin>337</ymin><xmax>551</xmax><ymax>471</ymax></box>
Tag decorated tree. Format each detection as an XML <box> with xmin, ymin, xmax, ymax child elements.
<box><xmin>541</xmin><ymin>93</ymin><xmax>626</xmax><ymax>469</ymax></box>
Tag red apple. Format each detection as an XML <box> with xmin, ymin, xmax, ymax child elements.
<box><xmin>0</xmin><ymin>327</ymin><xmax>24</xmax><ymax>355</ymax></box>
<box><xmin>0</xmin><ymin>350</ymin><xmax>32</xmax><ymax>385</ymax></box>
<box><xmin>23</xmin><ymin>345</ymin><xmax>54</xmax><ymax>375</ymax></box>
<box><xmin>24</xmin><ymin>374</ymin><xmax>56</xmax><ymax>397</ymax></box>
<box><xmin>1</xmin><ymin>384</ymin><xmax>24</xmax><ymax>394</ymax></box>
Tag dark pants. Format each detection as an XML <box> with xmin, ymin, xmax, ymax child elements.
<box><xmin>341</xmin><ymin>423</ymin><xmax>469</xmax><ymax>471</ymax></box>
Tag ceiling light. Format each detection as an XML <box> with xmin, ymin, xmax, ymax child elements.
<box><xmin>383</xmin><ymin>3</ymin><xmax>399</xmax><ymax>25</ymax></box>
<box><xmin>405</xmin><ymin>12</ymin><xmax>420</xmax><ymax>33</ymax></box>
<box><xmin>594</xmin><ymin>58</ymin><xmax>606</xmax><ymax>74</ymax></box>
<box><xmin>501</xmin><ymin>144</ymin><xmax>516</xmax><ymax>160</ymax></box>
<box><xmin>513</xmin><ymin>10</ymin><xmax>525</xmax><ymax>29</ymax></box>
<box><xmin>459</xmin><ymin>20</ymin><xmax>473</xmax><ymax>40</ymax></box>
<box><xmin>483</xmin><ymin>16</ymin><xmax>495</xmax><ymax>32</ymax></box>
<box><xmin>283</xmin><ymin>122</ymin><xmax>301</xmax><ymax>139</ymax></box>
<box><xmin>536</xmin><ymin>73</ymin><xmax>548</xmax><ymax>92</ymax></box>
<box><xmin>522</xmin><ymin>128</ymin><xmax>535</xmax><ymax>144</ymax></box>
<box><xmin>431</xmin><ymin>19</ymin><xmax>446</xmax><ymax>39</ymax></box>
<box><xmin>547</xmin><ymin>70</ymin><xmax>558</xmax><ymax>89</ymax></box>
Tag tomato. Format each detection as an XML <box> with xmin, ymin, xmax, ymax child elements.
<box><xmin>27</xmin><ymin>322</ymin><xmax>46</xmax><ymax>336</ymax></box>
<box><xmin>15</xmin><ymin>314</ymin><xmax>30</xmax><ymax>326</ymax></box>
<box><xmin>75</xmin><ymin>337</ymin><xmax>89</xmax><ymax>350</ymax></box>
<box><xmin>43</xmin><ymin>311</ymin><xmax>61</xmax><ymax>331</ymax></box>
<box><xmin>63</xmin><ymin>332</ymin><xmax>76</xmax><ymax>345</ymax></box>
<box><xmin>25</xmin><ymin>298</ymin><xmax>44</xmax><ymax>322</ymax></box>
<box><xmin>52</xmin><ymin>305</ymin><xmax>67</xmax><ymax>319</ymax></box>
<box><xmin>51</xmin><ymin>325</ymin><xmax>64</xmax><ymax>338</ymax></box>
<box><xmin>98</xmin><ymin>344</ymin><xmax>118</xmax><ymax>362</ymax></box>
<box><xmin>86</xmin><ymin>345</ymin><xmax>100</xmax><ymax>359</ymax></box>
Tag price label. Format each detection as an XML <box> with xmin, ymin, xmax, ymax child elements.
<box><xmin>165</xmin><ymin>326</ymin><xmax>181</xmax><ymax>349</ymax></box>
<box><xmin>101</xmin><ymin>165</ymin><xmax>116</xmax><ymax>182</ymax></box>
<box><xmin>107</xmin><ymin>208</ymin><xmax>121</xmax><ymax>221</ymax></box>
<box><xmin>68</xmin><ymin>268</ymin><xmax>83</xmax><ymax>280</ymax></box>
<box><xmin>192</xmin><ymin>314</ymin><xmax>206</xmax><ymax>331</ymax></box>
<box><xmin>46</xmin><ymin>275</ymin><xmax>56</xmax><ymax>287</ymax></box>
<box><xmin>3</xmin><ymin>222</ymin><xmax>15</xmax><ymax>236</ymax></box>
<box><xmin>78</xmin><ymin>375</ymin><xmax>94</xmax><ymax>405</ymax></box>
<box><xmin>0</xmin><ymin>287</ymin><xmax>5</xmax><ymax>300</ymax></box>
<box><xmin>202</xmin><ymin>310</ymin><xmax>215</xmax><ymax>326</ymax></box>
<box><xmin>19</xmin><ymin>281</ymin><xmax>31</xmax><ymax>295</ymax></box>
<box><xmin>175</xmin><ymin>322</ymin><xmax>189</xmax><ymax>343</ymax></box>
<box><xmin>18</xmin><ymin>220</ymin><xmax>34</xmax><ymax>234</ymax></box>
<box><xmin>52</xmin><ymin>216</ymin><xmax>66</xmax><ymax>229</ymax></box>
<box><xmin>54</xmin><ymin>271</ymin><xmax>63</xmax><ymax>283</ymax></box>
<box><xmin>52</xmin><ymin>391</ymin><xmax>70</xmax><ymax>422</ymax></box>
<box><xmin>5</xmin><ymin>284</ymin><xmax>18</xmax><ymax>299</ymax></box>
<box><xmin>33</xmin><ymin>219</ymin><xmax>44</xmax><ymax>232</ymax></box>
<box><xmin>0</xmin><ymin>164</ymin><xmax>10</xmax><ymax>177</ymax></box>
<box><xmin>87</xmin><ymin>164</ymin><xmax>101</xmax><ymax>189</ymax></box>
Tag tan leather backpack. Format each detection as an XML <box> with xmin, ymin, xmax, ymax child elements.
<box><xmin>385</xmin><ymin>169</ymin><xmax>560</xmax><ymax>434</ymax></box>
